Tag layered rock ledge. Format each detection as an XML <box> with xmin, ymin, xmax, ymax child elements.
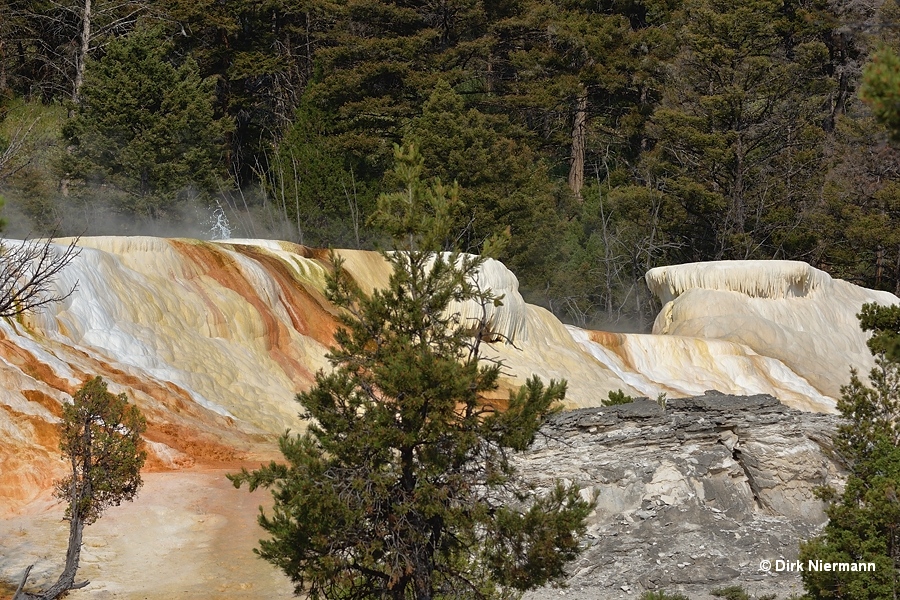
<box><xmin>520</xmin><ymin>392</ymin><xmax>845</xmax><ymax>600</ymax></box>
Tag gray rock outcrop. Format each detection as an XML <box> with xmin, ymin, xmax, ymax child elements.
<box><xmin>519</xmin><ymin>392</ymin><xmax>845</xmax><ymax>600</ymax></box>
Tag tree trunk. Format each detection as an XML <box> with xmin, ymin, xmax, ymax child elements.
<box><xmin>568</xmin><ymin>88</ymin><xmax>587</xmax><ymax>203</ymax></box>
<box><xmin>72</xmin><ymin>0</ymin><xmax>92</xmax><ymax>104</ymax></box>
<box><xmin>13</xmin><ymin>514</ymin><xmax>90</xmax><ymax>600</ymax></box>
<box><xmin>37</xmin><ymin>512</ymin><xmax>89</xmax><ymax>599</ymax></box>
<box><xmin>19</xmin><ymin>416</ymin><xmax>95</xmax><ymax>599</ymax></box>
<box><xmin>894</xmin><ymin>244</ymin><xmax>899</xmax><ymax>296</ymax></box>
<box><xmin>0</xmin><ymin>39</ymin><xmax>7</xmax><ymax>93</ymax></box>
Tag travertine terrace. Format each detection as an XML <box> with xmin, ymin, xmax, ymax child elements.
<box><xmin>0</xmin><ymin>237</ymin><xmax>897</xmax><ymax>597</ymax></box>
<box><xmin>1</xmin><ymin>237</ymin><xmax>897</xmax><ymax>512</ymax></box>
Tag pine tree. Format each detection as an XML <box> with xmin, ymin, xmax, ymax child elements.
<box><xmin>488</xmin><ymin>0</ymin><xmax>651</xmax><ymax>201</ymax></box>
<box><xmin>861</xmin><ymin>46</ymin><xmax>900</xmax><ymax>143</ymax></box>
<box><xmin>229</xmin><ymin>144</ymin><xmax>592</xmax><ymax>600</ymax></box>
<box><xmin>266</xmin><ymin>98</ymin><xmax>369</xmax><ymax>248</ymax></box>
<box><xmin>859</xmin><ymin>303</ymin><xmax>900</xmax><ymax>363</ymax></box>
<box><xmin>160</xmin><ymin>0</ymin><xmax>328</xmax><ymax>184</ymax></box>
<box><xmin>306</xmin><ymin>0</ymin><xmax>490</xmax><ymax>181</ymax></box>
<box><xmin>14</xmin><ymin>376</ymin><xmax>146</xmax><ymax>600</ymax></box>
<box><xmin>800</xmin><ymin>302</ymin><xmax>900</xmax><ymax>600</ymax></box>
<box><xmin>403</xmin><ymin>81</ymin><xmax>564</xmax><ymax>295</ymax></box>
<box><xmin>643</xmin><ymin>0</ymin><xmax>833</xmax><ymax>261</ymax></box>
<box><xmin>816</xmin><ymin>112</ymin><xmax>900</xmax><ymax>296</ymax></box>
<box><xmin>61</xmin><ymin>26</ymin><xmax>228</xmax><ymax>218</ymax></box>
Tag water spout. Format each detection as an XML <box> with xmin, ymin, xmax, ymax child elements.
<box><xmin>208</xmin><ymin>205</ymin><xmax>232</xmax><ymax>240</ymax></box>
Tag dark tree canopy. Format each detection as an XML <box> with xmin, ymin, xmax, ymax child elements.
<box><xmin>862</xmin><ymin>46</ymin><xmax>900</xmax><ymax>143</ymax></box>
<box><xmin>1</xmin><ymin>0</ymin><xmax>897</xmax><ymax>328</ymax></box>
<box><xmin>61</xmin><ymin>26</ymin><xmax>227</xmax><ymax>217</ymax></box>
<box><xmin>229</xmin><ymin>145</ymin><xmax>592</xmax><ymax>600</ymax></box>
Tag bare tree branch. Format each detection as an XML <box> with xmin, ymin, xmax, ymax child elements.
<box><xmin>0</xmin><ymin>237</ymin><xmax>81</xmax><ymax>318</ymax></box>
<box><xmin>12</xmin><ymin>565</ymin><xmax>34</xmax><ymax>600</ymax></box>
<box><xmin>0</xmin><ymin>117</ymin><xmax>39</xmax><ymax>182</ymax></box>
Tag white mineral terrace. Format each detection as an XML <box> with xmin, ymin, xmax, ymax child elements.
<box><xmin>1</xmin><ymin>237</ymin><xmax>897</xmax><ymax>511</ymax></box>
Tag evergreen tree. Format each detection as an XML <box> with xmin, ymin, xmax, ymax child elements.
<box><xmin>488</xmin><ymin>0</ymin><xmax>657</xmax><ymax>201</ymax></box>
<box><xmin>643</xmin><ymin>0</ymin><xmax>833</xmax><ymax>261</ymax></box>
<box><xmin>858</xmin><ymin>302</ymin><xmax>900</xmax><ymax>363</ymax></box>
<box><xmin>861</xmin><ymin>45</ymin><xmax>900</xmax><ymax>142</ymax></box>
<box><xmin>816</xmin><ymin>112</ymin><xmax>900</xmax><ymax>295</ymax></box>
<box><xmin>266</xmin><ymin>98</ymin><xmax>373</xmax><ymax>248</ymax></box>
<box><xmin>560</xmin><ymin>181</ymin><xmax>678</xmax><ymax>328</ymax></box>
<box><xmin>0</xmin><ymin>0</ymin><xmax>148</xmax><ymax>102</ymax></box>
<box><xmin>403</xmin><ymin>81</ymin><xmax>565</xmax><ymax>295</ymax></box>
<box><xmin>229</xmin><ymin>144</ymin><xmax>592</xmax><ymax>600</ymax></box>
<box><xmin>307</xmin><ymin>0</ymin><xmax>490</xmax><ymax>180</ymax></box>
<box><xmin>15</xmin><ymin>376</ymin><xmax>146</xmax><ymax>600</ymax></box>
<box><xmin>800</xmin><ymin>302</ymin><xmax>900</xmax><ymax>600</ymax></box>
<box><xmin>61</xmin><ymin>26</ymin><xmax>228</xmax><ymax>218</ymax></box>
<box><xmin>160</xmin><ymin>0</ymin><xmax>328</xmax><ymax>184</ymax></box>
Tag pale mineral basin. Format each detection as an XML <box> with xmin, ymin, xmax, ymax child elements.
<box><xmin>645</xmin><ymin>260</ymin><xmax>900</xmax><ymax>401</ymax></box>
<box><xmin>1</xmin><ymin>239</ymin><xmax>895</xmax><ymax>513</ymax></box>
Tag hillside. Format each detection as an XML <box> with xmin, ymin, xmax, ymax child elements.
<box><xmin>0</xmin><ymin>238</ymin><xmax>895</xmax><ymax>506</ymax></box>
<box><xmin>0</xmin><ymin>236</ymin><xmax>897</xmax><ymax>597</ymax></box>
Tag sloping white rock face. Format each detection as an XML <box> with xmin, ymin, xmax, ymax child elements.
<box><xmin>568</xmin><ymin>328</ymin><xmax>835</xmax><ymax>412</ymax></box>
<box><xmin>0</xmin><ymin>241</ymin><xmax>893</xmax><ymax>514</ymax></box>
<box><xmin>645</xmin><ymin>260</ymin><xmax>900</xmax><ymax>399</ymax></box>
<box><xmin>332</xmin><ymin>249</ymin><xmax>640</xmax><ymax>404</ymax></box>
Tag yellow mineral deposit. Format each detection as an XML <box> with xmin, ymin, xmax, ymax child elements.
<box><xmin>2</xmin><ymin>239</ymin><xmax>899</xmax><ymax>513</ymax></box>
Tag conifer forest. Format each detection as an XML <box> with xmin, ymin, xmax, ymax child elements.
<box><xmin>2</xmin><ymin>0</ymin><xmax>900</xmax><ymax>329</ymax></box>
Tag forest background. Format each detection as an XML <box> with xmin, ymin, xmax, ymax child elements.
<box><xmin>2</xmin><ymin>0</ymin><xmax>900</xmax><ymax>331</ymax></box>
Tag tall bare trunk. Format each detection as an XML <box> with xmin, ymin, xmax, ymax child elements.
<box><xmin>568</xmin><ymin>88</ymin><xmax>587</xmax><ymax>203</ymax></box>
<box><xmin>24</xmin><ymin>419</ymin><xmax>95</xmax><ymax>599</ymax></box>
<box><xmin>38</xmin><ymin>512</ymin><xmax>88</xmax><ymax>599</ymax></box>
<box><xmin>72</xmin><ymin>0</ymin><xmax>92</xmax><ymax>104</ymax></box>
<box><xmin>0</xmin><ymin>39</ymin><xmax>7</xmax><ymax>92</ymax></box>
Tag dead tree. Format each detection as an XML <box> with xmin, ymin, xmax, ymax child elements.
<box><xmin>0</xmin><ymin>237</ymin><xmax>80</xmax><ymax>318</ymax></box>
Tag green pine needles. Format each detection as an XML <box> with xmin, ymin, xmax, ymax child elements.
<box><xmin>16</xmin><ymin>377</ymin><xmax>146</xmax><ymax>600</ymax></box>
<box><xmin>800</xmin><ymin>302</ymin><xmax>900</xmax><ymax>599</ymax></box>
<box><xmin>229</xmin><ymin>144</ymin><xmax>592</xmax><ymax>600</ymax></box>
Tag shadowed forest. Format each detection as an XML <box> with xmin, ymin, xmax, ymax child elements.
<box><xmin>1</xmin><ymin>0</ymin><xmax>900</xmax><ymax>329</ymax></box>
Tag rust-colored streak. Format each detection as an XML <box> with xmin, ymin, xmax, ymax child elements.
<box><xmin>587</xmin><ymin>330</ymin><xmax>625</xmax><ymax>347</ymax></box>
<box><xmin>587</xmin><ymin>329</ymin><xmax>630</xmax><ymax>364</ymax></box>
<box><xmin>478</xmin><ymin>387</ymin><xmax>512</xmax><ymax>412</ymax></box>
<box><xmin>0</xmin><ymin>403</ymin><xmax>60</xmax><ymax>451</ymax></box>
<box><xmin>142</xmin><ymin>451</ymin><xmax>193</xmax><ymax>472</ymax></box>
<box><xmin>0</xmin><ymin>443</ymin><xmax>63</xmax><ymax>513</ymax></box>
<box><xmin>169</xmin><ymin>240</ymin><xmax>326</xmax><ymax>386</ymax></box>
<box><xmin>3</xmin><ymin>328</ymin><xmax>239</xmax><ymax>434</ymax></box>
<box><xmin>231</xmin><ymin>244</ymin><xmax>339</xmax><ymax>343</ymax></box>
<box><xmin>0</xmin><ymin>338</ymin><xmax>76</xmax><ymax>395</ymax></box>
<box><xmin>21</xmin><ymin>389</ymin><xmax>63</xmax><ymax>418</ymax></box>
<box><xmin>146</xmin><ymin>423</ymin><xmax>242</xmax><ymax>465</ymax></box>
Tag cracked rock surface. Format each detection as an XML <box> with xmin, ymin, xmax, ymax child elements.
<box><xmin>519</xmin><ymin>391</ymin><xmax>845</xmax><ymax>600</ymax></box>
